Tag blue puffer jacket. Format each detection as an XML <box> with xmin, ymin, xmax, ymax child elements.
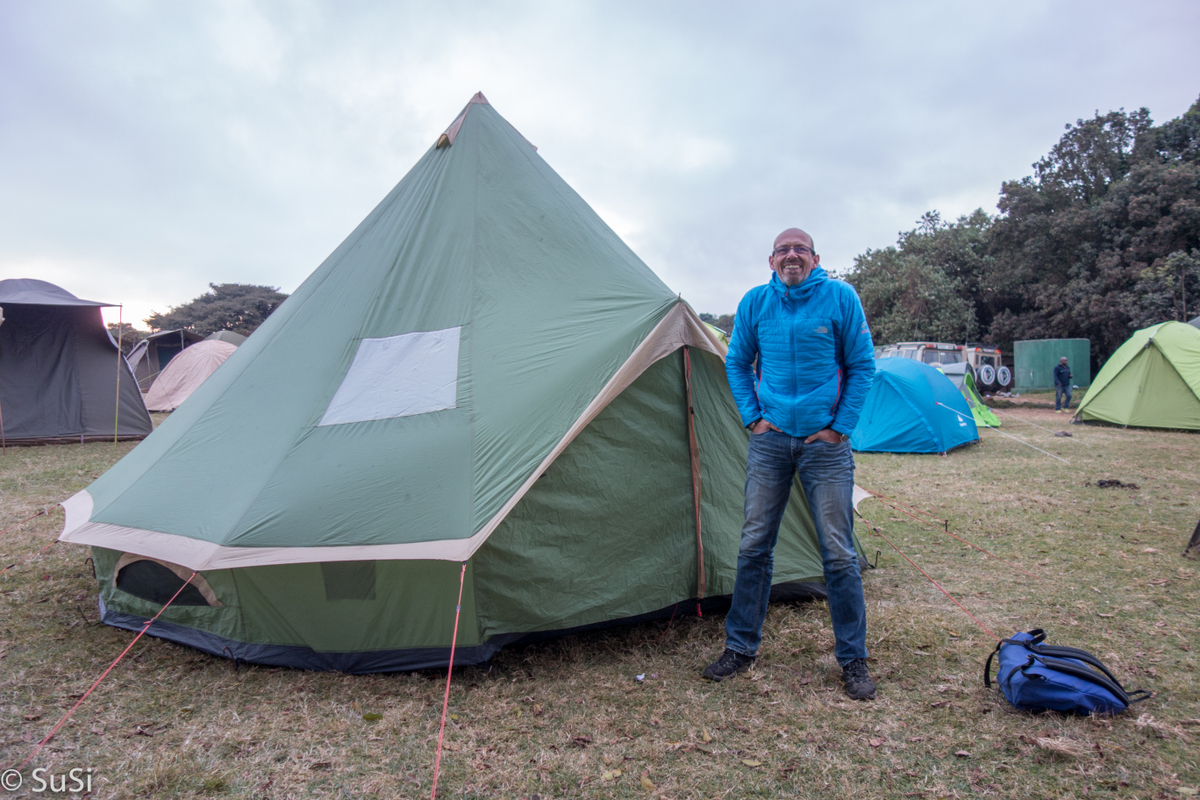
<box><xmin>726</xmin><ymin>268</ymin><xmax>875</xmax><ymax>438</ymax></box>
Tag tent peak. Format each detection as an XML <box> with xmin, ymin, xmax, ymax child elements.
<box><xmin>436</xmin><ymin>92</ymin><xmax>490</xmax><ymax>149</ymax></box>
<box><xmin>435</xmin><ymin>92</ymin><xmax>536</xmax><ymax>152</ymax></box>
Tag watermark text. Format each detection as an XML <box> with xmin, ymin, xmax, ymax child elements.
<box><xmin>2</xmin><ymin>767</ymin><xmax>96</xmax><ymax>793</ymax></box>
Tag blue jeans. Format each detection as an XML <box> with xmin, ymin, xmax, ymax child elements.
<box><xmin>1055</xmin><ymin>385</ymin><xmax>1072</xmax><ymax>410</ymax></box>
<box><xmin>725</xmin><ymin>430</ymin><xmax>868</xmax><ymax>666</ymax></box>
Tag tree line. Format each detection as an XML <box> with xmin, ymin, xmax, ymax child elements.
<box><xmin>109</xmin><ymin>283</ymin><xmax>288</xmax><ymax>353</ymax></box>
<box><xmin>705</xmin><ymin>96</ymin><xmax>1200</xmax><ymax>372</ymax></box>
<box><xmin>845</xmin><ymin>96</ymin><xmax>1200</xmax><ymax>371</ymax></box>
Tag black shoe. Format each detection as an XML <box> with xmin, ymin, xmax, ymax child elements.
<box><xmin>702</xmin><ymin>648</ymin><xmax>755</xmax><ymax>681</ymax></box>
<box><xmin>842</xmin><ymin>658</ymin><xmax>876</xmax><ymax>700</ymax></box>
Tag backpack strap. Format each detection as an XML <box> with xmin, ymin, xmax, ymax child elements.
<box><xmin>984</xmin><ymin>633</ymin><xmax>1040</xmax><ymax>687</ymax></box>
<box><xmin>1026</xmin><ymin>643</ymin><xmax>1123</xmax><ymax>685</ymax></box>
<box><xmin>984</xmin><ymin>639</ymin><xmax>1003</xmax><ymax>687</ymax></box>
<box><xmin>1032</xmin><ymin>655</ymin><xmax>1133</xmax><ymax>706</ymax></box>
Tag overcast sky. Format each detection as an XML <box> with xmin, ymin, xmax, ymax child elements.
<box><xmin>2</xmin><ymin>1</ymin><xmax>1198</xmax><ymax>327</ymax></box>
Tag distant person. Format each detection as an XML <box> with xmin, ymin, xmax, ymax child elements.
<box><xmin>710</xmin><ymin>227</ymin><xmax>877</xmax><ymax>700</ymax></box>
<box><xmin>1054</xmin><ymin>356</ymin><xmax>1073</xmax><ymax>412</ymax></box>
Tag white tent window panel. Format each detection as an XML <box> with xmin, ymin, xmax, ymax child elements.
<box><xmin>319</xmin><ymin>327</ymin><xmax>461</xmax><ymax>426</ymax></box>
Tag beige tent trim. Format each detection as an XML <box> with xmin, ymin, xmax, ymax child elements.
<box><xmin>60</xmin><ymin>302</ymin><xmax>725</xmax><ymax>570</ymax></box>
<box><xmin>851</xmin><ymin>485</ymin><xmax>873</xmax><ymax>513</ymax></box>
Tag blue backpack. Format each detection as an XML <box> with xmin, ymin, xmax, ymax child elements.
<box><xmin>984</xmin><ymin>630</ymin><xmax>1151</xmax><ymax>715</ymax></box>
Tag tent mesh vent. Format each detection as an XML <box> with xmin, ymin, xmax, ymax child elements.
<box><xmin>322</xmin><ymin>562</ymin><xmax>377</xmax><ymax>601</ymax></box>
<box><xmin>115</xmin><ymin>560</ymin><xmax>213</xmax><ymax>606</ymax></box>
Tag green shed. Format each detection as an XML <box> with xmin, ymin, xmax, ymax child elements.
<box><xmin>1014</xmin><ymin>339</ymin><xmax>1091</xmax><ymax>390</ymax></box>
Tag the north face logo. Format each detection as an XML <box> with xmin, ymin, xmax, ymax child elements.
<box><xmin>814</xmin><ymin>326</ymin><xmax>829</xmax><ymax>334</ymax></box>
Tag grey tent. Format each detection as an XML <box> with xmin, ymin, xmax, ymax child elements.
<box><xmin>0</xmin><ymin>279</ymin><xmax>152</xmax><ymax>445</ymax></box>
<box><xmin>127</xmin><ymin>329</ymin><xmax>206</xmax><ymax>391</ymax></box>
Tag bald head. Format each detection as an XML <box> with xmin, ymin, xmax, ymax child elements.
<box><xmin>774</xmin><ymin>228</ymin><xmax>814</xmax><ymax>251</ymax></box>
<box><xmin>769</xmin><ymin>228</ymin><xmax>820</xmax><ymax>286</ymax></box>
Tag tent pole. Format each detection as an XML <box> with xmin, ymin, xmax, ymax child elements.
<box><xmin>114</xmin><ymin>305</ymin><xmax>123</xmax><ymax>442</ymax></box>
<box><xmin>683</xmin><ymin>346</ymin><xmax>706</xmax><ymax>604</ymax></box>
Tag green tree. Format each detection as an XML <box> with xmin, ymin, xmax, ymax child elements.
<box><xmin>1128</xmin><ymin>249</ymin><xmax>1200</xmax><ymax>327</ymax></box>
<box><xmin>846</xmin><ymin>97</ymin><xmax>1200</xmax><ymax>369</ymax></box>
<box><xmin>989</xmin><ymin>99</ymin><xmax>1200</xmax><ymax>364</ymax></box>
<box><xmin>845</xmin><ymin>211</ymin><xmax>985</xmax><ymax>345</ymax></box>
<box><xmin>698</xmin><ymin>312</ymin><xmax>735</xmax><ymax>335</ymax></box>
<box><xmin>145</xmin><ymin>283</ymin><xmax>288</xmax><ymax>337</ymax></box>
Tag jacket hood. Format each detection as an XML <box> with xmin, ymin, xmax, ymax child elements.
<box><xmin>770</xmin><ymin>267</ymin><xmax>829</xmax><ymax>302</ymax></box>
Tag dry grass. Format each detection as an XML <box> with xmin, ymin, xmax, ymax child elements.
<box><xmin>2</xmin><ymin>407</ymin><xmax>1199</xmax><ymax>799</ymax></box>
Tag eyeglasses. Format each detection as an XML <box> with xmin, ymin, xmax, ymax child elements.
<box><xmin>773</xmin><ymin>245</ymin><xmax>813</xmax><ymax>256</ymax></box>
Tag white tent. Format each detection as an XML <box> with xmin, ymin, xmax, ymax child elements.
<box><xmin>144</xmin><ymin>340</ymin><xmax>238</xmax><ymax>412</ymax></box>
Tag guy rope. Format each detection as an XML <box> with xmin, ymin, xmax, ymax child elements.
<box><xmin>14</xmin><ymin>573</ymin><xmax>199</xmax><ymax>772</ymax></box>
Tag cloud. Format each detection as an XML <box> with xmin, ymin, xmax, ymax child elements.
<box><xmin>1</xmin><ymin>0</ymin><xmax>1197</xmax><ymax>324</ymax></box>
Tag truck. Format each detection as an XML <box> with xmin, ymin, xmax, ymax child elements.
<box><xmin>875</xmin><ymin>342</ymin><xmax>1013</xmax><ymax>391</ymax></box>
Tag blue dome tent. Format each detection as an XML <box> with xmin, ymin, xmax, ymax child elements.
<box><xmin>850</xmin><ymin>358</ymin><xmax>979</xmax><ymax>454</ymax></box>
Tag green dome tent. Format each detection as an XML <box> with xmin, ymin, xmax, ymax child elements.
<box><xmin>1075</xmin><ymin>321</ymin><xmax>1200</xmax><ymax>429</ymax></box>
<box><xmin>937</xmin><ymin>362</ymin><xmax>999</xmax><ymax>427</ymax></box>
<box><xmin>58</xmin><ymin>94</ymin><xmax>859</xmax><ymax>672</ymax></box>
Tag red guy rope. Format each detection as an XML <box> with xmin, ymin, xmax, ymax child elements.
<box><xmin>1</xmin><ymin>540</ymin><xmax>57</xmax><ymax>576</ymax></box>
<box><xmin>17</xmin><ymin>571</ymin><xmax>198</xmax><ymax>770</ymax></box>
<box><xmin>1</xmin><ymin>507</ymin><xmax>51</xmax><ymax>537</ymax></box>
<box><xmin>865</xmin><ymin>488</ymin><xmax>948</xmax><ymax>528</ymax></box>
<box><xmin>431</xmin><ymin>562</ymin><xmax>468</xmax><ymax>800</ymax></box>
<box><xmin>869</xmin><ymin>495</ymin><xmax>1040</xmax><ymax>580</ymax></box>
<box><xmin>860</xmin><ymin>517</ymin><xmax>1001</xmax><ymax>642</ymax></box>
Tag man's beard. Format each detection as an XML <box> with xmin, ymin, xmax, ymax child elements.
<box><xmin>779</xmin><ymin>262</ymin><xmax>811</xmax><ymax>285</ymax></box>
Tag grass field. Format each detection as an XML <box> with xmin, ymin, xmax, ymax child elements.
<box><xmin>2</xmin><ymin>406</ymin><xmax>1198</xmax><ymax>799</ymax></box>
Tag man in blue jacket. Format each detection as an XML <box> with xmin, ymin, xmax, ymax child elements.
<box><xmin>703</xmin><ymin>227</ymin><xmax>877</xmax><ymax>700</ymax></box>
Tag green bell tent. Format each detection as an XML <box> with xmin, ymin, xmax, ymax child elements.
<box><xmin>937</xmin><ymin>362</ymin><xmax>999</xmax><ymax>427</ymax></box>
<box><xmin>59</xmin><ymin>94</ymin><xmax>858</xmax><ymax>672</ymax></box>
<box><xmin>1075</xmin><ymin>321</ymin><xmax>1200</xmax><ymax>429</ymax></box>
